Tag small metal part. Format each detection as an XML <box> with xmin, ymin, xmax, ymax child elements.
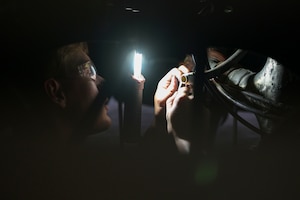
<box><xmin>253</xmin><ymin>57</ymin><xmax>285</xmax><ymax>103</ymax></box>
<box><xmin>180</xmin><ymin>72</ymin><xmax>195</xmax><ymax>99</ymax></box>
<box><xmin>178</xmin><ymin>54</ymin><xmax>196</xmax><ymax>99</ymax></box>
<box><xmin>181</xmin><ymin>72</ymin><xmax>195</xmax><ymax>85</ymax></box>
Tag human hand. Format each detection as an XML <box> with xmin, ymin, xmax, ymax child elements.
<box><xmin>153</xmin><ymin>63</ymin><xmax>193</xmax><ymax>154</ymax></box>
<box><xmin>166</xmin><ymin>85</ymin><xmax>193</xmax><ymax>138</ymax></box>
<box><xmin>154</xmin><ymin>65</ymin><xmax>190</xmax><ymax>118</ymax></box>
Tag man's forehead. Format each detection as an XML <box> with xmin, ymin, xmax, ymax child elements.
<box><xmin>59</xmin><ymin>47</ymin><xmax>97</xmax><ymax>80</ymax></box>
<box><xmin>63</xmin><ymin>48</ymin><xmax>91</xmax><ymax>69</ymax></box>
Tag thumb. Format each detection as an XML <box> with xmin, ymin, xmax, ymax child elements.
<box><xmin>167</xmin><ymin>75</ymin><xmax>178</xmax><ymax>93</ymax></box>
<box><xmin>159</xmin><ymin>75</ymin><xmax>178</xmax><ymax>107</ymax></box>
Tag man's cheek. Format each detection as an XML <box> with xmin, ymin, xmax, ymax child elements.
<box><xmin>93</xmin><ymin>107</ymin><xmax>111</xmax><ymax>131</ymax></box>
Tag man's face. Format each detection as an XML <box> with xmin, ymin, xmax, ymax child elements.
<box><xmin>61</xmin><ymin>47</ymin><xmax>111</xmax><ymax>134</ymax></box>
<box><xmin>207</xmin><ymin>48</ymin><xmax>227</xmax><ymax>69</ymax></box>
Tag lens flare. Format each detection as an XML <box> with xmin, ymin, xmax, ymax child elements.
<box><xmin>194</xmin><ymin>158</ymin><xmax>218</xmax><ymax>185</ymax></box>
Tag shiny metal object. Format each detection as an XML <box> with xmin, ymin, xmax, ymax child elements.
<box><xmin>253</xmin><ymin>57</ymin><xmax>285</xmax><ymax>103</ymax></box>
<box><xmin>181</xmin><ymin>72</ymin><xmax>195</xmax><ymax>85</ymax></box>
<box><xmin>178</xmin><ymin>54</ymin><xmax>196</xmax><ymax>99</ymax></box>
<box><xmin>215</xmin><ymin>55</ymin><xmax>294</xmax><ymax>134</ymax></box>
<box><xmin>252</xmin><ymin>57</ymin><xmax>287</xmax><ymax>133</ymax></box>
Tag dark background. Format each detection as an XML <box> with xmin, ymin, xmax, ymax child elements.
<box><xmin>1</xmin><ymin>1</ymin><xmax>300</xmax><ymax>199</ymax></box>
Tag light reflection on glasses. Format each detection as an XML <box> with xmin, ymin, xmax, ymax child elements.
<box><xmin>77</xmin><ymin>60</ymin><xmax>97</xmax><ymax>81</ymax></box>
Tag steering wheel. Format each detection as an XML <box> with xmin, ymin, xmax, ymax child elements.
<box><xmin>195</xmin><ymin>48</ymin><xmax>289</xmax><ymax>135</ymax></box>
<box><xmin>204</xmin><ymin>49</ymin><xmax>248</xmax><ymax>79</ymax></box>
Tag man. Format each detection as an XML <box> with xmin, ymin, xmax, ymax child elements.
<box><xmin>6</xmin><ymin>42</ymin><xmax>111</xmax><ymax>143</ymax></box>
<box><xmin>1</xmin><ymin>41</ymin><xmax>195</xmax><ymax>200</ymax></box>
<box><xmin>41</xmin><ymin>42</ymin><xmax>112</xmax><ymax>140</ymax></box>
<box><xmin>1</xmin><ymin>42</ymin><xmax>115</xmax><ymax>200</ymax></box>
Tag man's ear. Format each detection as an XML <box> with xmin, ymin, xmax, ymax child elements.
<box><xmin>44</xmin><ymin>79</ymin><xmax>66</xmax><ymax>108</ymax></box>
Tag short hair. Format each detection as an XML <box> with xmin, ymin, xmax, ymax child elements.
<box><xmin>3</xmin><ymin>41</ymin><xmax>89</xmax><ymax>110</ymax></box>
<box><xmin>1</xmin><ymin>42</ymin><xmax>90</xmax><ymax>138</ymax></box>
<box><xmin>43</xmin><ymin>42</ymin><xmax>89</xmax><ymax>80</ymax></box>
<box><xmin>207</xmin><ymin>46</ymin><xmax>237</xmax><ymax>59</ymax></box>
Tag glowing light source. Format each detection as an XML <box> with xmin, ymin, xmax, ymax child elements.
<box><xmin>133</xmin><ymin>51</ymin><xmax>143</xmax><ymax>79</ymax></box>
<box><xmin>121</xmin><ymin>50</ymin><xmax>145</xmax><ymax>144</ymax></box>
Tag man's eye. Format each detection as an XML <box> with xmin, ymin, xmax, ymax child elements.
<box><xmin>78</xmin><ymin>61</ymin><xmax>97</xmax><ymax>80</ymax></box>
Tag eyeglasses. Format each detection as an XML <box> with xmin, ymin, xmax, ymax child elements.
<box><xmin>76</xmin><ymin>60</ymin><xmax>97</xmax><ymax>81</ymax></box>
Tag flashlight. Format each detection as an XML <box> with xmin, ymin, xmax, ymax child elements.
<box><xmin>122</xmin><ymin>50</ymin><xmax>145</xmax><ymax>144</ymax></box>
<box><xmin>133</xmin><ymin>51</ymin><xmax>143</xmax><ymax>80</ymax></box>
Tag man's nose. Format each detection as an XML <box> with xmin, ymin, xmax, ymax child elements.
<box><xmin>96</xmin><ymin>75</ymin><xmax>105</xmax><ymax>86</ymax></box>
<box><xmin>96</xmin><ymin>74</ymin><xmax>112</xmax><ymax>97</ymax></box>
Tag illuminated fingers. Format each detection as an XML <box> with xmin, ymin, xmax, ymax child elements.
<box><xmin>158</xmin><ymin>68</ymin><xmax>181</xmax><ymax>87</ymax></box>
<box><xmin>167</xmin><ymin>75</ymin><xmax>178</xmax><ymax>93</ymax></box>
<box><xmin>155</xmin><ymin>66</ymin><xmax>192</xmax><ymax>113</ymax></box>
<box><xmin>173</xmin><ymin>86</ymin><xmax>190</xmax><ymax>105</ymax></box>
<box><xmin>178</xmin><ymin>65</ymin><xmax>190</xmax><ymax>74</ymax></box>
<box><xmin>157</xmin><ymin>75</ymin><xmax>178</xmax><ymax>107</ymax></box>
<box><xmin>166</xmin><ymin>91</ymin><xmax>177</xmax><ymax>108</ymax></box>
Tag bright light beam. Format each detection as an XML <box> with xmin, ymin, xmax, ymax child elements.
<box><xmin>133</xmin><ymin>51</ymin><xmax>143</xmax><ymax>80</ymax></box>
